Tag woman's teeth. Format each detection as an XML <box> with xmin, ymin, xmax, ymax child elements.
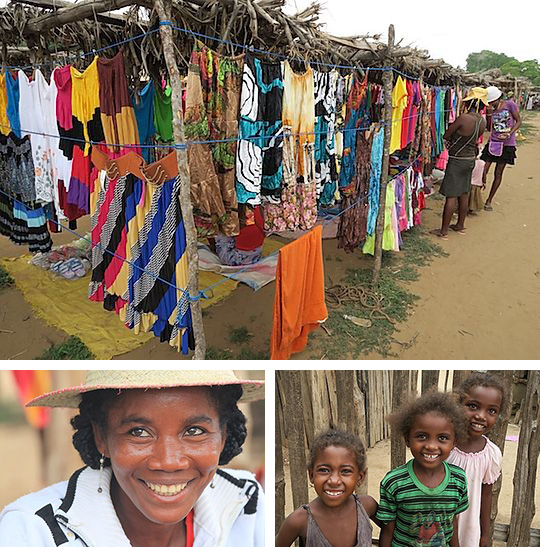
<box><xmin>144</xmin><ymin>481</ymin><xmax>188</xmax><ymax>496</ymax></box>
<box><xmin>471</xmin><ymin>423</ymin><xmax>485</xmax><ymax>431</ymax></box>
<box><xmin>324</xmin><ymin>490</ymin><xmax>344</xmax><ymax>496</ymax></box>
<box><xmin>423</xmin><ymin>454</ymin><xmax>439</xmax><ymax>460</ymax></box>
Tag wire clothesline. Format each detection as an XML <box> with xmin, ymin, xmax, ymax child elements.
<box><xmin>0</xmin><ymin>20</ymin><xmax>463</xmax><ymax>87</ymax></box>
<box><xmin>0</xmin><ymin>153</ymin><xmax>422</xmax><ymax>304</ymax></box>
<box><xmin>0</xmin><ymin>106</ymin><xmax>454</xmax><ymax>152</ymax></box>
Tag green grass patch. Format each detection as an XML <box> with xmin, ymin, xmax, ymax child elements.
<box><xmin>228</xmin><ymin>325</ymin><xmax>253</xmax><ymax>345</ymax></box>
<box><xmin>206</xmin><ymin>345</ymin><xmax>268</xmax><ymax>360</ymax></box>
<box><xmin>36</xmin><ymin>336</ymin><xmax>94</xmax><ymax>360</ymax></box>
<box><xmin>0</xmin><ymin>264</ymin><xmax>14</xmax><ymax>290</ymax></box>
<box><xmin>313</xmin><ymin>226</ymin><xmax>446</xmax><ymax>358</ymax></box>
<box><xmin>519</xmin><ymin>112</ymin><xmax>538</xmax><ymax>138</ymax></box>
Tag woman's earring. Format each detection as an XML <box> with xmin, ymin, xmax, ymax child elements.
<box><xmin>97</xmin><ymin>454</ymin><xmax>105</xmax><ymax>493</ymax></box>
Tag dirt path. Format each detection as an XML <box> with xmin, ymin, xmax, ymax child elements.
<box><xmin>1</xmin><ymin>113</ymin><xmax>539</xmax><ymax>359</ymax></box>
<box><xmin>388</xmin><ymin>112</ymin><xmax>540</xmax><ymax>359</ymax></box>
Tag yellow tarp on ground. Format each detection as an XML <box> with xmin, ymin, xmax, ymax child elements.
<box><xmin>0</xmin><ymin>237</ymin><xmax>283</xmax><ymax>359</ymax></box>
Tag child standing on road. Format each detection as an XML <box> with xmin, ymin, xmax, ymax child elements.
<box><xmin>276</xmin><ymin>429</ymin><xmax>379</xmax><ymax>547</ymax></box>
<box><xmin>377</xmin><ymin>391</ymin><xmax>469</xmax><ymax>547</ymax></box>
<box><xmin>447</xmin><ymin>373</ymin><xmax>504</xmax><ymax>547</ymax></box>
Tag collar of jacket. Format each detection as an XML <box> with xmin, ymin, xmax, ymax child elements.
<box><xmin>54</xmin><ymin>467</ymin><xmax>255</xmax><ymax>547</ymax></box>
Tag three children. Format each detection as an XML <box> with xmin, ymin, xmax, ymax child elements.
<box><xmin>277</xmin><ymin>372</ymin><xmax>505</xmax><ymax>547</ymax></box>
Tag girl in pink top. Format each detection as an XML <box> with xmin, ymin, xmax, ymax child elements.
<box><xmin>447</xmin><ymin>373</ymin><xmax>504</xmax><ymax>547</ymax></box>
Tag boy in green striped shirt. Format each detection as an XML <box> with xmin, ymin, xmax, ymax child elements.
<box><xmin>377</xmin><ymin>391</ymin><xmax>470</xmax><ymax>547</ymax></box>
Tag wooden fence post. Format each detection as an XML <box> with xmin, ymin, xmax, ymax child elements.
<box><xmin>372</xmin><ymin>24</ymin><xmax>394</xmax><ymax>287</ymax></box>
<box><xmin>421</xmin><ymin>370</ymin><xmax>439</xmax><ymax>393</ymax></box>
<box><xmin>507</xmin><ymin>370</ymin><xmax>540</xmax><ymax>546</ymax></box>
<box><xmin>487</xmin><ymin>370</ymin><xmax>514</xmax><ymax>543</ymax></box>
<box><xmin>154</xmin><ymin>0</ymin><xmax>206</xmax><ymax>359</ymax></box>
<box><xmin>390</xmin><ymin>369</ymin><xmax>409</xmax><ymax>469</ymax></box>
<box><xmin>275</xmin><ymin>372</ymin><xmax>285</xmax><ymax>534</ymax></box>
<box><xmin>280</xmin><ymin>370</ymin><xmax>309</xmax><ymax>510</ymax></box>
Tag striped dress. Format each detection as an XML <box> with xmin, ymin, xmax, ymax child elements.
<box><xmin>90</xmin><ymin>149</ymin><xmax>193</xmax><ymax>353</ymax></box>
<box><xmin>377</xmin><ymin>459</ymin><xmax>469</xmax><ymax>546</ymax></box>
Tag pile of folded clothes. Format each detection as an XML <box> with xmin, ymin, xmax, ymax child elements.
<box><xmin>31</xmin><ymin>236</ymin><xmax>92</xmax><ymax>280</ymax></box>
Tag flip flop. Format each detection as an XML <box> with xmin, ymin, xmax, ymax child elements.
<box><xmin>484</xmin><ymin>204</ymin><xmax>493</xmax><ymax>211</ymax></box>
<box><xmin>450</xmin><ymin>225</ymin><xmax>466</xmax><ymax>234</ymax></box>
<box><xmin>429</xmin><ymin>229</ymin><xmax>448</xmax><ymax>240</ymax></box>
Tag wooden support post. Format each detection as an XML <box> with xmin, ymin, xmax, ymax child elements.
<box><xmin>487</xmin><ymin>370</ymin><xmax>514</xmax><ymax>544</ymax></box>
<box><xmin>421</xmin><ymin>370</ymin><xmax>439</xmax><ymax>393</ymax></box>
<box><xmin>372</xmin><ymin>24</ymin><xmax>394</xmax><ymax>287</ymax></box>
<box><xmin>507</xmin><ymin>370</ymin><xmax>540</xmax><ymax>546</ymax></box>
<box><xmin>275</xmin><ymin>372</ymin><xmax>286</xmax><ymax>534</ymax></box>
<box><xmin>154</xmin><ymin>0</ymin><xmax>206</xmax><ymax>359</ymax></box>
<box><xmin>390</xmin><ymin>369</ymin><xmax>409</xmax><ymax>469</ymax></box>
<box><xmin>280</xmin><ymin>370</ymin><xmax>309</xmax><ymax>510</ymax></box>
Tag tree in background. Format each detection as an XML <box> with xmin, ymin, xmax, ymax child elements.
<box><xmin>466</xmin><ymin>50</ymin><xmax>540</xmax><ymax>86</ymax></box>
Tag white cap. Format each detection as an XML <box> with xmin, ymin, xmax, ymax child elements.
<box><xmin>486</xmin><ymin>86</ymin><xmax>502</xmax><ymax>103</ymax></box>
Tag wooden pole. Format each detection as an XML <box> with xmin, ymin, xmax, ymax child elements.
<box><xmin>372</xmin><ymin>24</ymin><xmax>394</xmax><ymax>287</ymax></box>
<box><xmin>507</xmin><ymin>370</ymin><xmax>540</xmax><ymax>547</ymax></box>
<box><xmin>154</xmin><ymin>0</ymin><xmax>206</xmax><ymax>359</ymax></box>
<box><xmin>421</xmin><ymin>370</ymin><xmax>439</xmax><ymax>393</ymax></box>
<box><xmin>275</xmin><ymin>372</ymin><xmax>286</xmax><ymax>534</ymax></box>
<box><xmin>280</xmin><ymin>370</ymin><xmax>309</xmax><ymax>510</ymax></box>
<box><xmin>390</xmin><ymin>369</ymin><xmax>409</xmax><ymax>469</ymax></box>
<box><xmin>487</xmin><ymin>370</ymin><xmax>514</xmax><ymax>544</ymax></box>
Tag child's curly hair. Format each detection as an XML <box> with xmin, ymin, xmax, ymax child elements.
<box><xmin>388</xmin><ymin>390</ymin><xmax>469</xmax><ymax>444</ymax></box>
<box><xmin>456</xmin><ymin>372</ymin><xmax>505</xmax><ymax>409</ymax></box>
<box><xmin>308</xmin><ymin>429</ymin><xmax>367</xmax><ymax>472</ymax></box>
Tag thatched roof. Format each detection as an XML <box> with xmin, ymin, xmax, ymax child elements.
<box><xmin>0</xmin><ymin>0</ymin><xmax>532</xmax><ymax>90</ymax></box>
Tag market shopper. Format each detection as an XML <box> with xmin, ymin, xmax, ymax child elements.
<box><xmin>481</xmin><ymin>86</ymin><xmax>521</xmax><ymax>211</ymax></box>
<box><xmin>431</xmin><ymin>89</ymin><xmax>487</xmax><ymax>239</ymax></box>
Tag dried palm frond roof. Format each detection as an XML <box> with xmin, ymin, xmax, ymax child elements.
<box><xmin>0</xmin><ymin>0</ymin><xmax>524</xmax><ymax>88</ymax></box>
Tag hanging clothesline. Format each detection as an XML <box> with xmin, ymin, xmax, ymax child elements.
<box><xmin>1</xmin><ymin>20</ymin><xmax>460</xmax><ymax>86</ymax></box>
<box><xmin>0</xmin><ymin>107</ymin><xmax>452</xmax><ymax>152</ymax></box>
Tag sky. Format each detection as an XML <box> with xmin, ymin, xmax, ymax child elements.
<box><xmin>284</xmin><ymin>0</ymin><xmax>539</xmax><ymax>70</ymax></box>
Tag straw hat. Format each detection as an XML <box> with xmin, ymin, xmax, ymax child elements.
<box><xmin>463</xmin><ymin>87</ymin><xmax>489</xmax><ymax>106</ymax></box>
<box><xmin>26</xmin><ymin>370</ymin><xmax>265</xmax><ymax>408</ymax></box>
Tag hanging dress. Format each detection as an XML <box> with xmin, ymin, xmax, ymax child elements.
<box><xmin>235</xmin><ymin>53</ymin><xmax>283</xmax><ymax>205</ymax></box>
<box><xmin>0</xmin><ymin>73</ymin><xmax>10</xmax><ymax>137</ymax></box>
<box><xmin>185</xmin><ymin>41</ymin><xmax>243</xmax><ymax>237</ymax></box>
<box><xmin>263</xmin><ymin>61</ymin><xmax>316</xmax><ymax>232</ymax></box>
<box><xmin>313</xmin><ymin>69</ymin><xmax>339</xmax><ymax>206</ymax></box>
<box><xmin>131</xmin><ymin>81</ymin><xmax>156</xmax><ymax>163</ymax></box>
<box><xmin>68</xmin><ymin>57</ymin><xmax>105</xmax><ymax>217</ymax></box>
<box><xmin>97</xmin><ymin>50</ymin><xmax>140</xmax><ymax>157</ymax></box>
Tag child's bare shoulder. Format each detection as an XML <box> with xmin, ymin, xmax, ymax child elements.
<box><xmin>357</xmin><ymin>494</ymin><xmax>379</xmax><ymax>518</ymax></box>
<box><xmin>284</xmin><ymin>505</ymin><xmax>309</xmax><ymax>529</ymax></box>
<box><xmin>276</xmin><ymin>507</ymin><xmax>308</xmax><ymax>545</ymax></box>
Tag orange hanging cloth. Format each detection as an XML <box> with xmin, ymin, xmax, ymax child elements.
<box><xmin>11</xmin><ymin>370</ymin><xmax>52</xmax><ymax>429</ymax></box>
<box><xmin>271</xmin><ymin>225</ymin><xmax>328</xmax><ymax>360</ymax></box>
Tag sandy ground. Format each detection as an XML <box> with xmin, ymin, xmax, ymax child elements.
<box><xmin>281</xmin><ymin>423</ymin><xmax>539</xmax><ymax>544</ymax></box>
<box><xmin>0</xmin><ymin>113</ymin><xmax>539</xmax><ymax>359</ymax></box>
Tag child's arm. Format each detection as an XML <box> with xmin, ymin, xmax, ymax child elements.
<box><xmin>378</xmin><ymin>521</ymin><xmax>395</xmax><ymax>547</ymax></box>
<box><xmin>479</xmin><ymin>483</ymin><xmax>493</xmax><ymax>547</ymax></box>
<box><xmin>275</xmin><ymin>508</ymin><xmax>307</xmax><ymax>547</ymax></box>
<box><xmin>359</xmin><ymin>494</ymin><xmax>383</xmax><ymax>529</ymax></box>
<box><xmin>449</xmin><ymin>516</ymin><xmax>460</xmax><ymax>547</ymax></box>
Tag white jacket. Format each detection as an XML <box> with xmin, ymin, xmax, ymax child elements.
<box><xmin>0</xmin><ymin>466</ymin><xmax>264</xmax><ymax>546</ymax></box>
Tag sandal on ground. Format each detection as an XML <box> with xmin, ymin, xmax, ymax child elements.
<box><xmin>450</xmin><ymin>225</ymin><xmax>466</xmax><ymax>234</ymax></box>
<box><xmin>484</xmin><ymin>204</ymin><xmax>493</xmax><ymax>211</ymax></box>
<box><xmin>429</xmin><ymin>229</ymin><xmax>448</xmax><ymax>240</ymax></box>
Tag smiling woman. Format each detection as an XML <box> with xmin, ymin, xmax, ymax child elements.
<box><xmin>0</xmin><ymin>370</ymin><xmax>265</xmax><ymax>547</ymax></box>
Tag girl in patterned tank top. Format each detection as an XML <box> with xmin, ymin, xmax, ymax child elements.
<box><xmin>276</xmin><ymin>429</ymin><xmax>380</xmax><ymax>547</ymax></box>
